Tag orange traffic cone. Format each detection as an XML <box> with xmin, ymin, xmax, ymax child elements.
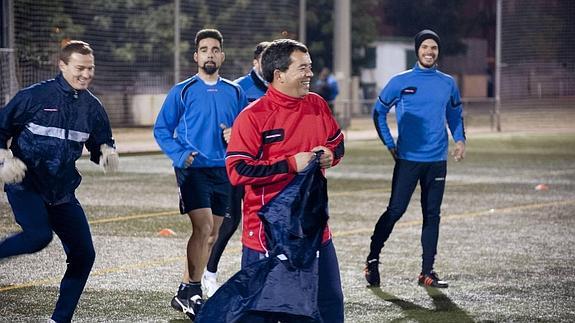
<box><xmin>158</xmin><ymin>228</ymin><xmax>176</xmax><ymax>236</ymax></box>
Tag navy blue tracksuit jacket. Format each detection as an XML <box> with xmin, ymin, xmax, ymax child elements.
<box><xmin>0</xmin><ymin>73</ymin><xmax>114</xmax><ymax>203</ymax></box>
<box><xmin>197</xmin><ymin>159</ymin><xmax>328</xmax><ymax>323</ymax></box>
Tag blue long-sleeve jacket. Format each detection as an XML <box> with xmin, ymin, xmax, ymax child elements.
<box><xmin>373</xmin><ymin>63</ymin><xmax>466</xmax><ymax>162</ymax></box>
<box><xmin>154</xmin><ymin>75</ymin><xmax>247</xmax><ymax>168</ymax></box>
<box><xmin>0</xmin><ymin>74</ymin><xmax>115</xmax><ymax>203</ymax></box>
<box><xmin>234</xmin><ymin>68</ymin><xmax>268</xmax><ymax>103</ymax></box>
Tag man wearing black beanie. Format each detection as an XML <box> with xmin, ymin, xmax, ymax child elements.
<box><xmin>364</xmin><ymin>29</ymin><xmax>466</xmax><ymax>288</ymax></box>
<box><xmin>414</xmin><ymin>29</ymin><xmax>441</xmax><ymax>56</ymax></box>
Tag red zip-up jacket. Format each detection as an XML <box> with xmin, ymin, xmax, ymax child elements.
<box><xmin>225</xmin><ymin>85</ymin><xmax>345</xmax><ymax>253</ymax></box>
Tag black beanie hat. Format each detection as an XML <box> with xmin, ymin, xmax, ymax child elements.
<box><xmin>414</xmin><ymin>29</ymin><xmax>440</xmax><ymax>54</ymax></box>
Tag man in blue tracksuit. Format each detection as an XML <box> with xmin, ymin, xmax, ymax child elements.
<box><xmin>233</xmin><ymin>41</ymin><xmax>270</xmax><ymax>103</ymax></box>
<box><xmin>0</xmin><ymin>40</ymin><xmax>118</xmax><ymax>323</ymax></box>
<box><xmin>313</xmin><ymin>67</ymin><xmax>339</xmax><ymax>114</ymax></box>
<box><xmin>364</xmin><ymin>30</ymin><xmax>466</xmax><ymax>288</ymax></box>
<box><xmin>154</xmin><ymin>29</ymin><xmax>247</xmax><ymax>321</ymax></box>
<box><xmin>203</xmin><ymin>41</ymin><xmax>270</xmax><ymax>297</ymax></box>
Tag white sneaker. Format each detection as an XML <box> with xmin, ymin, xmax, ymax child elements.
<box><xmin>202</xmin><ymin>271</ymin><xmax>220</xmax><ymax>298</ymax></box>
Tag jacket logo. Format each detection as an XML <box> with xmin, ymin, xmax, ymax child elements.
<box><xmin>262</xmin><ymin>129</ymin><xmax>285</xmax><ymax>144</ymax></box>
<box><xmin>43</xmin><ymin>107</ymin><xmax>59</xmax><ymax>112</ymax></box>
<box><xmin>401</xmin><ymin>87</ymin><xmax>417</xmax><ymax>95</ymax></box>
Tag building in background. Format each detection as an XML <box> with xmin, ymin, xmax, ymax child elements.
<box><xmin>360</xmin><ymin>37</ymin><xmax>490</xmax><ymax>101</ymax></box>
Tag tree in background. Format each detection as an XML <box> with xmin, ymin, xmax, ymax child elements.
<box><xmin>381</xmin><ymin>0</ymin><xmax>467</xmax><ymax>57</ymax></box>
<box><xmin>13</xmin><ymin>0</ymin><xmax>84</xmax><ymax>83</ymax></box>
<box><xmin>184</xmin><ymin>0</ymin><xmax>298</xmax><ymax>79</ymax></box>
<box><xmin>306</xmin><ymin>0</ymin><xmax>380</xmax><ymax>76</ymax></box>
<box><xmin>11</xmin><ymin>0</ymin><xmax>299</xmax><ymax>89</ymax></box>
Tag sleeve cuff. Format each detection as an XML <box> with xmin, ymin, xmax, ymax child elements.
<box><xmin>287</xmin><ymin>155</ymin><xmax>298</xmax><ymax>173</ymax></box>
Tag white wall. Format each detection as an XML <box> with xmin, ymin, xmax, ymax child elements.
<box><xmin>361</xmin><ymin>39</ymin><xmax>412</xmax><ymax>92</ymax></box>
<box><xmin>130</xmin><ymin>94</ymin><xmax>167</xmax><ymax>126</ymax></box>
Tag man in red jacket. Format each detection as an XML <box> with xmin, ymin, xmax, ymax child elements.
<box><xmin>225</xmin><ymin>39</ymin><xmax>345</xmax><ymax>322</ymax></box>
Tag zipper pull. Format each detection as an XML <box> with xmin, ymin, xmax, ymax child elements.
<box><xmin>73</xmin><ymin>90</ymin><xmax>78</xmax><ymax>99</ymax></box>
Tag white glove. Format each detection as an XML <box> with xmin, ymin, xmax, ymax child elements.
<box><xmin>100</xmin><ymin>144</ymin><xmax>119</xmax><ymax>173</ymax></box>
<box><xmin>0</xmin><ymin>149</ymin><xmax>27</xmax><ymax>184</ymax></box>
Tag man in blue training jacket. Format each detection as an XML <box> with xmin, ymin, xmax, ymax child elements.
<box><xmin>314</xmin><ymin>66</ymin><xmax>339</xmax><ymax>113</ymax></box>
<box><xmin>234</xmin><ymin>41</ymin><xmax>271</xmax><ymax>103</ymax></box>
<box><xmin>203</xmin><ymin>41</ymin><xmax>270</xmax><ymax>297</ymax></box>
<box><xmin>154</xmin><ymin>28</ymin><xmax>247</xmax><ymax>321</ymax></box>
<box><xmin>0</xmin><ymin>40</ymin><xmax>119</xmax><ymax>323</ymax></box>
<box><xmin>364</xmin><ymin>29</ymin><xmax>466</xmax><ymax>288</ymax></box>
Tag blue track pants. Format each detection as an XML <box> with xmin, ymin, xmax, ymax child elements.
<box><xmin>0</xmin><ymin>189</ymin><xmax>95</xmax><ymax>323</ymax></box>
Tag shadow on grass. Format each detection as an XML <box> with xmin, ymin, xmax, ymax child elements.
<box><xmin>369</xmin><ymin>287</ymin><xmax>475</xmax><ymax>323</ymax></box>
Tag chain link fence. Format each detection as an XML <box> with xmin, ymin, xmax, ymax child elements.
<box><xmin>1</xmin><ymin>0</ymin><xmax>298</xmax><ymax>126</ymax></box>
<box><xmin>2</xmin><ymin>0</ymin><xmax>574</xmax><ymax>131</ymax></box>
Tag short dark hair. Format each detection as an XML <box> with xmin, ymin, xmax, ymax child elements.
<box><xmin>253</xmin><ymin>41</ymin><xmax>271</xmax><ymax>60</ymax></box>
<box><xmin>59</xmin><ymin>40</ymin><xmax>93</xmax><ymax>64</ymax></box>
<box><xmin>195</xmin><ymin>29</ymin><xmax>223</xmax><ymax>51</ymax></box>
<box><xmin>261</xmin><ymin>39</ymin><xmax>308</xmax><ymax>83</ymax></box>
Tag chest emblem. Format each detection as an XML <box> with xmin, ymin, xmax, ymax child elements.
<box><xmin>401</xmin><ymin>87</ymin><xmax>417</xmax><ymax>95</ymax></box>
<box><xmin>262</xmin><ymin>129</ymin><xmax>285</xmax><ymax>144</ymax></box>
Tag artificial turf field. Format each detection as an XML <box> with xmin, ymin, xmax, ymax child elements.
<box><xmin>1</xmin><ymin>132</ymin><xmax>574</xmax><ymax>322</ymax></box>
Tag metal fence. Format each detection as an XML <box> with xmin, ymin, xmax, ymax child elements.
<box><xmin>1</xmin><ymin>0</ymin><xmax>299</xmax><ymax>126</ymax></box>
<box><xmin>2</xmin><ymin>0</ymin><xmax>574</xmax><ymax>132</ymax></box>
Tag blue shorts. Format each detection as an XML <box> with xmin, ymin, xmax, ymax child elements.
<box><xmin>175</xmin><ymin>167</ymin><xmax>230</xmax><ymax>216</ymax></box>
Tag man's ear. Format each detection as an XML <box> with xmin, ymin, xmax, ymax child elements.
<box><xmin>274</xmin><ymin>69</ymin><xmax>283</xmax><ymax>83</ymax></box>
<box><xmin>221</xmin><ymin>51</ymin><xmax>225</xmax><ymax>63</ymax></box>
<box><xmin>58</xmin><ymin>60</ymin><xmax>66</xmax><ymax>72</ymax></box>
<box><xmin>193</xmin><ymin>52</ymin><xmax>198</xmax><ymax>63</ymax></box>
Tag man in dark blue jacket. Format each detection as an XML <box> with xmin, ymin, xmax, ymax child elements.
<box><xmin>0</xmin><ymin>40</ymin><xmax>118</xmax><ymax>323</ymax></box>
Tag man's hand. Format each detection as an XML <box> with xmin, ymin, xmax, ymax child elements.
<box><xmin>100</xmin><ymin>144</ymin><xmax>119</xmax><ymax>173</ymax></box>
<box><xmin>184</xmin><ymin>152</ymin><xmax>199</xmax><ymax>168</ymax></box>
<box><xmin>293</xmin><ymin>152</ymin><xmax>314</xmax><ymax>172</ymax></box>
<box><xmin>452</xmin><ymin>141</ymin><xmax>465</xmax><ymax>162</ymax></box>
<box><xmin>0</xmin><ymin>149</ymin><xmax>26</xmax><ymax>184</ymax></box>
<box><xmin>312</xmin><ymin>146</ymin><xmax>334</xmax><ymax>169</ymax></box>
<box><xmin>220</xmin><ymin>123</ymin><xmax>232</xmax><ymax>144</ymax></box>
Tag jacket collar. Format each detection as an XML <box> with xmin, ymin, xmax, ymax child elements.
<box><xmin>266</xmin><ymin>85</ymin><xmax>304</xmax><ymax>108</ymax></box>
<box><xmin>413</xmin><ymin>62</ymin><xmax>438</xmax><ymax>73</ymax></box>
<box><xmin>56</xmin><ymin>73</ymin><xmax>80</xmax><ymax>97</ymax></box>
<box><xmin>250</xmin><ymin>68</ymin><xmax>268</xmax><ymax>92</ymax></box>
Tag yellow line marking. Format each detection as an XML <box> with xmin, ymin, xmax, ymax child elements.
<box><xmin>328</xmin><ymin>182</ymin><xmax>471</xmax><ymax>197</ymax></box>
<box><xmin>2</xmin><ymin>199</ymin><xmax>574</xmax><ymax>292</ymax></box>
<box><xmin>89</xmin><ymin>210</ymin><xmax>180</xmax><ymax>224</ymax></box>
<box><xmin>333</xmin><ymin>199</ymin><xmax>575</xmax><ymax>237</ymax></box>
<box><xmin>84</xmin><ymin>183</ymin><xmax>470</xmax><ymax>224</ymax></box>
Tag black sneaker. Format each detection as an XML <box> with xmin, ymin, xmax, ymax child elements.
<box><xmin>170</xmin><ymin>294</ymin><xmax>190</xmax><ymax>313</ymax></box>
<box><xmin>171</xmin><ymin>294</ymin><xmax>204</xmax><ymax>321</ymax></box>
<box><xmin>418</xmin><ymin>271</ymin><xmax>449</xmax><ymax>288</ymax></box>
<box><xmin>185</xmin><ymin>295</ymin><xmax>204</xmax><ymax>321</ymax></box>
<box><xmin>364</xmin><ymin>259</ymin><xmax>380</xmax><ymax>287</ymax></box>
